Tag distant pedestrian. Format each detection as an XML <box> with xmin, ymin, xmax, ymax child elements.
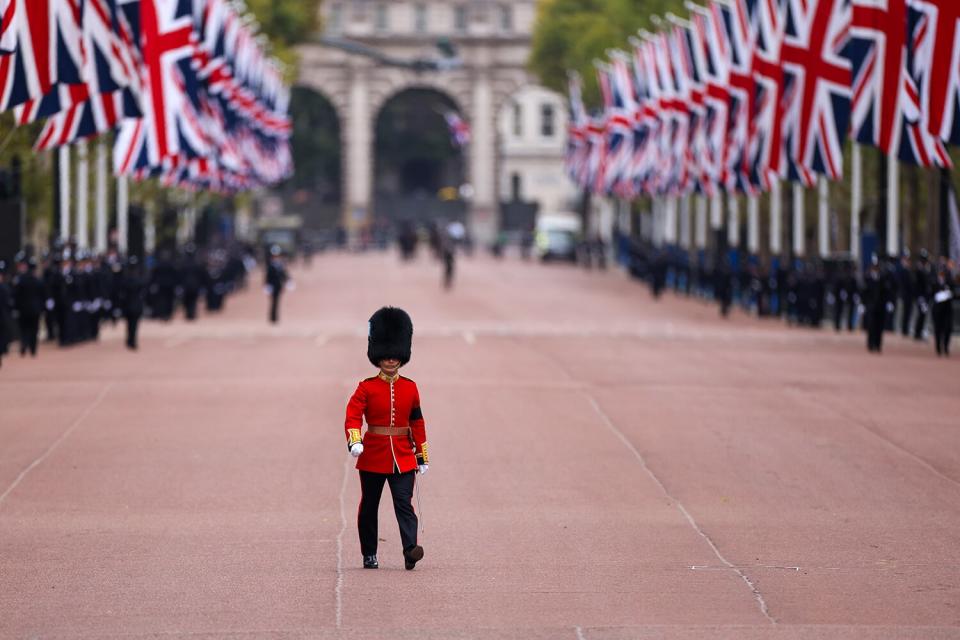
<box><xmin>344</xmin><ymin>307</ymin><xmax>428</xmax><ymax>571</ymax></box>
<box><xmin>0</xmin><ymin>262</ymin><xmax>11</xmax><ymax>368</ymax></box>
<box><xmin>13</xmin><ymin>257</ymin><xmax>45</xmax><ymax>357</ymax></box>
<box><xmin>441</xmin><ymin>238</ymin><xmax>455</xmax><ymax>290</ymax></box>
<box><xmin>863</xmin><ymin>258</ymin><xmax>889</xmax><ymax>353</ymax></box>
<box><xmin>265</xmin><ymin>246</ymin><xmax>288</xmax><ymax>324</ymax></box>
<box><xmin>119</xmin><ymin>257</ymin><xmax>146</xmax><ymax>350</ymax></box>
<box><xmin>932</xmin><ymin>266</ymin><xmax>955</xmax><ymax>357</ymax></box>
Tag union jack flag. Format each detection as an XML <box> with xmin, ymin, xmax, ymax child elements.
<box><xmin>15</xmin><ymin>0</ymin><xmax>142</xmax><ymax>129</ymax></box>
<box><xmin>847</xmin><ymin>0</ymin><xmax>950</xmax><ymax>167</ymax></box>
<box><xmin>779</xmin><ymin>0</ymin><xmax>852</xmax><ymax>186</ymax></box>
<box><xmin>673</xmin><ymin>20</ymin><xmax>711</xmax><ymax>195</ymax></box>
<box><xmin>0</xmin><ymin>0</ymin><xmax>15</xmax><ymax>53</ymax></box>
<box><xmin>605</xmin><ymin>52</ymin><xmax>638</xmax><ymax>196</ymax></box>
<box><xmin>747</xmin><ymin>0</ymin><xmax>788</xmax><ymax>187</ymax></box>
<box><xmin>443</xmin><ymin>110</ymin><xmax>470</xmax><ymax>147</ymax></box>
<box><xmin>0</xmin><ymin>0</ymin><xmax>84</xmax><ymax>111</ymax></box>
<box><xmin>629</xmin><ymin>38</ymin><xmax>660</xmax><ymax>196</ymax></box>
<box><xmin>565</xmin><ymin>71</ymin><xmax>589</xmax><ymax>187</ymax></box>
<box><xmin>908</xmin><ymin>0</ymin><xmax>960</xmax><ymax>145</ymax></box>
<box><xmin>716</xmin><ymin>0</ymin><xmax>756</xmax><ymax>193</ymax></box>
<box><xmin>689</xmin><ymin>5</ymin><xmax>732</xmax><ymax>195</ymax></box>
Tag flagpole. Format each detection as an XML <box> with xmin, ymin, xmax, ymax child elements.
<box><xmin>95</xmin><ymin>140</ymin><xmax>108</xmax><ymax>253</ymax></box>
<box><xmin>117</xmin><ymin>176</ymin><xmax>129</xmax><ymax>255</ymax></box>
<box><xmin>886</xmin><ymin>153</ymin><xmax>899</xmax><ymax>256</ymax></box>
<box><xmin>695</xmin><ymin>194</ymin><xmax>708</xmax><ymax>249</ymax></box>
<box><xmin>76</xmin><ymin>140</ymin><xmax>89</xmax><ymax>250</ymax></box>
<box><xmin>747</xmin><ymin>194</ymin><xmax>759</xmax><ymax>254</ymax></box>
<box><xmin>817</xmin><ymin>175</ymin><xmax>829</xmax><ymax>257</ymax></box>
<box><xmin>59</xmin><ymin>146</ymin><xmax>71</xmax><ymax>243</ymax></box>
<box><xmin>710</xmin><ymin>191</ymin><xmax>723</xmax><ymax>230</ymax></box>
<box><xmin>851</xmin><ymin>144</ymin><xmax>862</xmax><ymax>259</ymax></box>
<box><xmin>679</xmin><ymin>193</ymin><xmax>691</xmax><ymax>249</ymax></box>
<box><xmin>727</xmin><ymin>193</ymin><xmax>740</xmax><ymax>247</ymax></box>
<box><xmin>792</xmin><ymin>182</ymin><xmax>805</xmax><ymax>257</ymax></box>
<box><xmin>770</xmin><ymin>180</ymin><xmax>782</xmax><ymax>256</ymax></box>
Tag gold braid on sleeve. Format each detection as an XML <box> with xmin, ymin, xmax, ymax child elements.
<box><xmin>416</xmin><ymin>442</ymin><xmax>429</xmax><ymax>464</ymax></box>
<box><xmin>347</xmin><ymin>429</ymin><xmax>362</xmax><ymax>447</ymax></box>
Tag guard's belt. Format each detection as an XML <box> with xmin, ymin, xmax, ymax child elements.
<box><xmin>366</xmin><ymin>426</ymin><xmax>411</xmax><ymax>436</ymax></box>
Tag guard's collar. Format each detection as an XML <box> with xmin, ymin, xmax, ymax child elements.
<box><xmin>378</xmin><ymin>370</ymin><xmax>399</xmax><ymax>383</ymax></box>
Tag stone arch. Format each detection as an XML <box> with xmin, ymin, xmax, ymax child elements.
<box><xmin>369</xmin><ymin>75</ymin><xmax>471</xmax><ymax>123</ymax></box>
<box><xmin>283</xmin><ymin>86</ymin><xmax>345</xmax><ymax>231</ymax></box>
<box><xmin>372</xmin><ymin>86</ymin><xmax>469</xmax><ymax>224</ymax></box>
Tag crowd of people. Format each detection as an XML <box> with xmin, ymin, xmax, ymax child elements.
<box><xmin>0</xmin><ymin>244</ymin><xmax>254</xmax><ymax>369</ymax></box>
<box><xmin>619</xmin><ymin>237</ymin><xmax>958</xmax><ymax>356</ymax></box>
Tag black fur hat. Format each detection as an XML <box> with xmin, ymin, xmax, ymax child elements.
<box><xmin>367</xmin><ymin>307</ymin><xmax>413</xmax><ymax>367</ymax></box>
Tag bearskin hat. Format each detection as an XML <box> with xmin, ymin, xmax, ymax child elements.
<box><xmin>367</xmin><ymin>306</ymin><xmax>413</xmax><ymax>367</ymax></box>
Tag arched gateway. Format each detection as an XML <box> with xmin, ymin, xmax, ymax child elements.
<box><xmin>296</xmin><ymin>1</ymin><xmax>559</xmax><ymax>244</ymax></box>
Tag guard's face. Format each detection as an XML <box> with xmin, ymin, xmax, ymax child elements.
<box><xmin>379</xmin><ymin>358</ymin><xmax>401</xmax><ymax>376</ymax></box>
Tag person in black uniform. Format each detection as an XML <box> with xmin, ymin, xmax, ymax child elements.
<box><xmin>149</xmin><ymin>250</ymin><xmax>178</xmax><ymax>321</ymax></box>
<box><xmin>180</xmin><ymin>249</ymin><xmax>206</xmax><ymax>321</ymax></box>
<box><xmin>441</xmin><ymin>235</ymin><xmax>455</xmax><ymax>290</ymax></box>
<box><xmin>863</xmin><ymin>257</ymin><xmax>889</xmax><ymax>353</ymax></box>
<box><xmin>13</xmin><ymin>257</ymin><xmax>45</xmax><ymax>357</ymax></box>
<box><xmin>0</xmin><ymin>261</ymin><xmax>11</xmax><ymax>368</ymax></box>
<box><xmin>912</xmin><ymin>249</ymin><xmax>932</xmax><ymax>340</ymax></box>
<box><xmin>931</xmin><ymin>264</ymin><xmax>955</xmax><ymax>357</ymax></box>
<box><xmin>42</xmin><ymin>253</ymin><xmax>60</xmax><ymax>342</ymax></box>
<box><xmin>265</xmin><ymin>246</ymin><xmax>289</xmax><ymax>324</ymax></box>
<box><xmin>896</xmin><ymin>254</ymin><xmax>914</xmax><ymax>336</ymax></box>
<box><xmin>119</xmin><ymin>256</ymin><xmax>146</xmax><ymax>350</ymax></box>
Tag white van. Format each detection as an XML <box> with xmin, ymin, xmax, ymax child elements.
<box><xmin>535</xmin><ymin>211</ymin><xmax>582</xmax><ymax>262</ymax></box>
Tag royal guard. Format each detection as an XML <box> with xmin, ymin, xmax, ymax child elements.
<box><xmin>344</xmin><ymin>307</ymin><xmax>429</xmax><ymax>570</ymax></box>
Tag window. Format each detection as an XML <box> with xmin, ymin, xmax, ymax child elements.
<box><xmin>329</xmin><ymin>3</ymin><xmax>342</xmax><ymax>32</ymax></box>
<box><xmin>541</xmin><ymin>104</ymin><xmax>555</xmax><ymax>138</ymax></box>
<box><xmin>375</xmin><ymin>3</ymin><xmax>388</xmax><ymax>31</ymax></box>
<box><xmin>454</xmin><ymin>5</ymin><xmax>468</xmax><ymax>32</ymax></box>
<box><xmin>513</xmin><ymin>102</ymin><xmax>523</xmax><ymax>137</ymax></box>
<box><xmin>414</xmin><ymin>3</ymin><xmax>427</xmax><ymax>33</ymax></box>
<box><xmin>500</xmin><ymin>4</ymin><xmax>512</xmax><ymax>32</ymax></box>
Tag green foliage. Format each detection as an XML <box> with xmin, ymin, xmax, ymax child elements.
<box><xmin>530</xmin><ymin>0</ymin><xmax>687</xmax><ymax>108</ymax></box>
<box><xmin>244</xmin><ymin>0</ymin><xmax>323</xmax><ymax>81</ymax></box>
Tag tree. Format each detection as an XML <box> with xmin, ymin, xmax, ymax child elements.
<box><xmin>530</xmin><ymin>0</ymin><xmax>687</xmax><ymax>109</ymax></box>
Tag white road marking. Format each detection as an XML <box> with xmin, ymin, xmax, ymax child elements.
<box><xmin>315</xmin><ymin>334</ymin><xmax>328</xmax><ymax>347</ymax></box>
<box><xmin>335</xmin><ymin>455</ymin><xmax>351</xmax><ymax>629</ymax></box>
<box><xmin>584</xmin><ymin>392</ymin><xmax>777</xmax><ymax>625</ymax></box>
<box><xmin>462</xmin><ymin>331</ymin><xmax>476</xmax><ymax>345</ymax></box>
<box><xmin>0</xmin><ymin>383</ymin><xmax>113</xmax><ymax>509</ymax></box>
<box><xmin>575</xmin><ymin>625</ymin><xmax>587</xmax><ymax>640</ymax></box>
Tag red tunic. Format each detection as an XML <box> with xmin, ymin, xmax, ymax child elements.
<box><xmin>344</xmin><ymin>372</ymin><xmax>429</xmax><ymax>474</ymax></box>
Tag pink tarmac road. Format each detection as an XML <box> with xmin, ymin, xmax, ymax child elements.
<box><xmin>1</xmin><ymin>252</ymin><xmax>958</xmax><ymax>639</ymax></box>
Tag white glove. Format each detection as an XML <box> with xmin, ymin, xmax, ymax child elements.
<box><xmin>349</xmin><ymin>443</ymin><xmax>364</xmax><ymax>458</ymax></box>
<box><xmin>417</xmin><ymin>464</ymin><xmax>429</xmax><ymax>475</ymax></box>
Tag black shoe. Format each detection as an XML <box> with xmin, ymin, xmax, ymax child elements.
<box><xmin>363</xmin><ymin>555</ymin><xmax>378</xmax><ymax>569</ymax></box>
<box><xmin>403</xmin><ymin>545</ymin><xmax>423</xmax><ymax>571</ymax></box>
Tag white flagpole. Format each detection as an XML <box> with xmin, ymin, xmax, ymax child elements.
<box><xmin>95</xmin><ymin>140</ymin><xmax>108</xmax><ymax>253</ymax></box>
<box><xmin>117</xmin><ymin>176</ymin><xmax>129</xmax><ymax>255</ymax></box>
<box><xmin>770</xmin><ymin>180</ymin><xmax>782</xmax><ymax>255</ymax></box>
<box><xmin>679</xmin><ymin>193</ymin><xmax>691</xmax><ymax>248</ymax></box>
<box><xmin>59</xmin><ymin>146</ymin><xmax>71</xmax><ymax>242</ymax></box>
<box><xmin>851</xmin><ymin>144</ymin><xmax>862</xmax><ymax>259</ymax></box>
<box><xmin>710</xmin><ymin>191</ymin><xmax>723</xmax><ymax>229</ymax></box>
<box><xmin>818</xmin><ymin>175</ymin><xmax>829</xmax><ymax>257</ymax></box>
<box><xmin>727</xmin><ymin>193</ymin><xmax>740</xmax><ymax>247</ymax></box>
<box><xmin>695</xmin><ymin>194</ymin><xmax>708</xmax><ymax>249</ymax></box>
<box><xmin>76</xmin><ymin>140</ymin><xmax>89</xmax><ymax>250</ymax></box>
<box><xmin>886</xmin><ymin>153</ymin><xmax>899</xmax><ymax>256</ymax></box>
<box><xmin>665</xmin><ymin>196</ymin><xmax>678</xmax><ymax>244</ymax></box>
<box><xmin>747</xmin><ymin>194</ymin><xmax>760</xmax><ymax>254</ymax></box>
<box><xmin>792</xmin><ymin>182</ymin><xmax>805</xmax><ymax>257</ymax></box>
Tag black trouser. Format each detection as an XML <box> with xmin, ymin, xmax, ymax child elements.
<box><xmin>900</xmin><ymin>296</ymin><xmax>914</xmax><ymax>335</ymax></box>
<box><xmin>44</xmin><ymin>309</ymin><xmax>57</xmax><ymax>341</ymax></box>
<box><xmin>933</xmin><ymin>303</ymin><xmax>953</xmax><ymax>355</ymax></box>
<box><xmin>269</xmin><ymin>291</ymin><xmax>281</xmax><ymax>323</ymax></box>
<box><xmin>358</xmin><ymin>469</ymin><xmax>418</xmax><ymax>557</ymax></box>
<box><xmin>125</xmin><ymin>314</ymin><xmax>140</xmax><ymax>349</ymax></box>
<box><xmin>913</xmin><ymin>298</ymin><xmax>929</xmax><ymax>339</ymax></box>
<box><xmin>867</xmin><ymin>309</ymin><xmax>885</xmax><ymax>352</ymax></box>
<box><xmin>183</xmin><ymin>292</ymin><xmax>199</xmax><ymax>320</ymax></box>
<box><xmin>18</xmin><ymin>314</ymin><xmax>39</xmax><ymax>356</ymax></box>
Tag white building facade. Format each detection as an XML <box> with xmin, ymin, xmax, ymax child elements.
<box><xmin>298</xmin><ymin>0</ymin><xmax>575</xmax><ymax>242</ymax></box>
